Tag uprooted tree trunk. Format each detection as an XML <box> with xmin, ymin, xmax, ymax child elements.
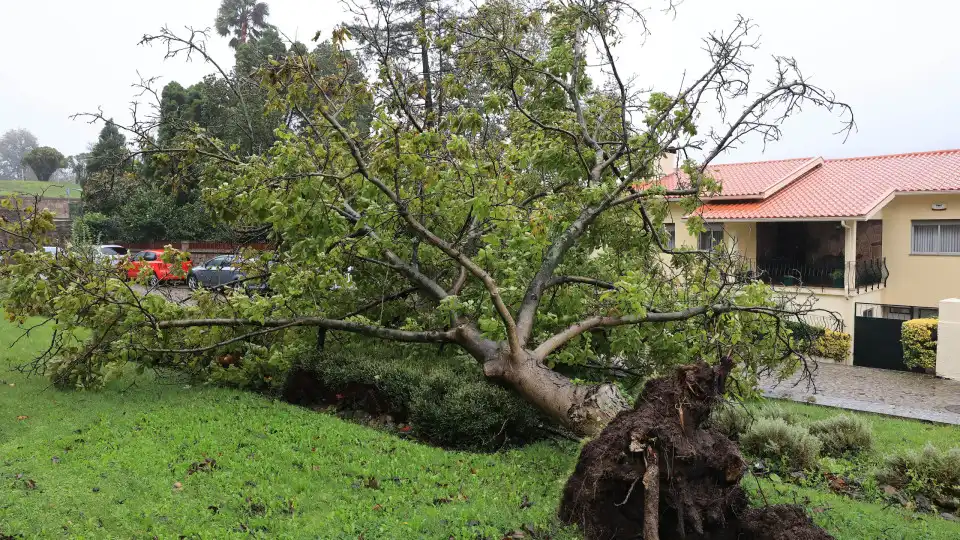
<box><xmin>559</xmin><ymin>360</ymin><xmax>834</xmax><ymax>540</ymax></box>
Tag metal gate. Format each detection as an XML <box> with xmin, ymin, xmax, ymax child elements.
<box><xmin>853</xmin><ymin>303</ymin><xmax>938</xmax><ymax>371</ymax></box>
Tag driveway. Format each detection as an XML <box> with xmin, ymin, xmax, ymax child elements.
<box><xmin>762</xmin><ymin>361</ymin><xmax>960</xmax><ymax>425</ymax></box>
<box><xmin>131</xmin><ymin>284</ymin><xmax>194</xmax><ymax>305</ymax></box>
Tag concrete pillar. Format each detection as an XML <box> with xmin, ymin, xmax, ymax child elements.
<box><xmin>936</xmin><ymin>298</ymin><xmax>960</xmax><ymax>380</ymax></box>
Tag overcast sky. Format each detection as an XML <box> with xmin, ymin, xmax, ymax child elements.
<box><xmin>2</xmin><ymin>0</ymin><xmax>958</xmax><ymax>163</ymax></box>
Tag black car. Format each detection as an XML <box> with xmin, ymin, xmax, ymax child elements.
<box><xmin>186</xmin><ymin>255</ymin><xmax>269</xmax><ymax>292</ymax></box>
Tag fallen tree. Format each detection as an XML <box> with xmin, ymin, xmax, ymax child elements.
<box><xmin>0</xmin><ymin>0</ymin><xmax>850</xmax><ymax>437</ymax></box>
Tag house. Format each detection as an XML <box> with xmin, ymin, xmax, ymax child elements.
<box><xmin>659</xmin><ymin>149</ymin><xmax>960</xmax><ymax>368</ymax></box>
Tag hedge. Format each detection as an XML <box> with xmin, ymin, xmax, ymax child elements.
<box><xmin>283</xmin><ymin>342</ymin><xmax>547</xmax><ymax>451</ymax></box>
<box><xmin>902</xmin><ymin>318</ymin><xmax>938</xmax><ymax>370</ymax></box>
<box><xmin>813</xmin><ymin>329</ymin><xmax>852</xmax><ymax>362</ymax></box>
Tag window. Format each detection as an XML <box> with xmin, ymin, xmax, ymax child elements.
<box><xmin>698</xmin><ymin>224</ymin><xmax>724</xmax><ymax>251</ymax></box>
<box><xmin>136</xmin><ymin>251</ymin><xmax>157</xmax><ymax>262</ymax></box>
<box><xmin>205</xmin><ymin>255</ymin><xmax>228</xmax><ymax>268</ymax></box>
<box><xmin>912</xmin><ymin>220</ymin><xmax>960</xmax><ymax>254</ymax></box>
<box><xmin>663</xmin><ymin>223</ymin><xmax>676</xmax><ymax>249</ymax></box>
<box><xmin>918</xmin><ymin>308</ymin><xmax>940</xmax><ymax>319</ymax></box>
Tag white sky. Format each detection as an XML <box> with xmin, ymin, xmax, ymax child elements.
<box><xmin>2</xmin><ymin>0</ymin><xmax>958</xmax><ymax>163</ymax></box>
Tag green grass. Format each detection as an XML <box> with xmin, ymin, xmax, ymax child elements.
<box><xmin>1</xmin><ymin>317</ymin><xmax>958</xmax><ymax>538</ymax></box>
<box><xmin>0</xmin><ymin>179</ymin><xmax>81</xmax><ymax>199</ymax></box>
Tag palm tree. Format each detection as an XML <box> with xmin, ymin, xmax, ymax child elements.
<box><xmin>215</xmin><ymin>0</ymin><xmax>271</xmax><ymax>48</ymax></box>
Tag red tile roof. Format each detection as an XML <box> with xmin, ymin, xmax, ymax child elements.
<box><xmin>662</xmin><ymin>157</ymin><xmax>816</xmax><ymax>199</ymax></box>
<box><xmin>682</xmin><ymin>149</ymin><xmax>960</xmax><ymax>220</ymax></box>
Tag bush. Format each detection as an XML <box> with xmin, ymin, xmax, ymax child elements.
<box><xmin>877</xmin><ymin>444</ymin><xmax>960</xmax><ymax>496</ymax></box>
<box><xmin>72</xmin><ymin>212</ymin><xmax>118</xmax><ymax>243</ymax></box>
<box><xmin>902</xmin><ymin>318</ymin><xmax>938</xmax><ymax>370</ymax></box>
<box><xmin>808</xmin><ymin>414</ymin><xmax>873</xmax><ymax>457</ymax></box>
<box><xmin>740</xmin><ymin>417</ymin><xmax>822</xmax><ymax>470</ymax></box>
<box><xmin>813</xmin><ymin>329</ymin><xmax>852</xmax><ymax>362</ymax></box>
<box><xmin>755</xmin><ymin>402</ymin><xmax>800</xmax><ymax>425</ymax></box>
<box><xmin>709</xmin><ymin>403</ymin><xmax>752</xmax><ymax>440</ymax></box>
<box><xmin>786</xmin><ymin>320</ymin><xmax>825</xmax><ymax>351</ymax></box>
<box><xmin>285</xmin><ymin>343</ymin><xmax>545</xmax><ymax>451</ymax></box>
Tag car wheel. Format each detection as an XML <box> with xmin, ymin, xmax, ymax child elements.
<box><xmin>148</xmin><ymin>275</ymin><xmax>160</xmax><ymax>288</ymax></box>
<box><xmin>187</xmin><ymin>275</ymin><xmax>198</xmax><ymax>290</ymax></box>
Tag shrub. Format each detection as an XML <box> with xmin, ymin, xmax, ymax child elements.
<box><xmin>814</xmin><ymin>329</ymin><xmax>852</xmax><ymax>362</ymax></box>
<box><xmin>740</xmin><ymin>417</ymin><xmax>822</xmax><ymax>470</ymax></box>
<box><xmin>786</xmin><ymin>320</ymin><xmax>825</xmax><ymax>352</ymax></box>
<box><xmin>755</xmin><ymin>402</ymin><xmax>800</xmax><ymax>425</ymax></box>
<box><xmin>71</xmin><ymin>212</ymin><xmax>118</xmax><ymax>243</ymax></box>
<box><xmin>902</xmin><ymin>318</ymin><xmax>938</xmax><ymax>370</ymax></box>
<box><xmin>877</xmin><ymin>444</ymin><xmax>960</xmax><ymax>496</ymax></box>
<box><xmin>808</xmin><ymin>414</ymin><xmax>873</xmax><ymax>457</ymax></box>
<box><xmin>285</xmin><ymin>343</ymin><xmax>546</xmax><ymax>451</ymax></box>
<box><xmin>709</xmin><ymin>403</ymin><xmax>752</xmax><ymax>440</ymax></box>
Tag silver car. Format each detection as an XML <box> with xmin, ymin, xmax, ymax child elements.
<box><xmin>187</xmin><ymin>255</ymin><xmax>269</xmax><ymax>292</ymax></box>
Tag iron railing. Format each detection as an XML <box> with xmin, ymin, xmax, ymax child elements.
<box><xmin>742</xmin><ymin>256</ymin><xmax>889</xmax><ymax>294</ymax></box>
<box><xmin>849</xmin><ymin>257</ymin><xmax>888</xmax><ymax>293</ymax></box>
<box><xmin>752</xmin><ymin>260</ymin><xmax>846</xmax><ymax>289</ymax></box>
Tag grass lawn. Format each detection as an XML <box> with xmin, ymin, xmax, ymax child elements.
<box><xmin>1</xmin><ymin>318</ymin><xmax>959</xmax><ymax>538</ymax></box>
<box><xmin>0</xmin><ymin>179</ymin><xmax>82</xmax><ymax>199</ymax></box>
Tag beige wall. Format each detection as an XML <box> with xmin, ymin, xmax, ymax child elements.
<box><xmin>665</xmin><ymin>203</ymin><xmax>756</xmax><ymax>258</ymax></box>
<box><xmin>881</xmin><ymin>194</ymin><xmax>960</xmax><ymax>307</ymax></box>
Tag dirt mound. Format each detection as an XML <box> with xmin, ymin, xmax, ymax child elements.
<box><xmin>559</xmin><ymin>360</ymin><xmax>833</xmax><ymax>539</ymax></box>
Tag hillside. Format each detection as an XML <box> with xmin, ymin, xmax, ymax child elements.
<box><xmin>0</xmin><ymin>179</ymin><xmax>82</xmax><ymax>199</ymax></box>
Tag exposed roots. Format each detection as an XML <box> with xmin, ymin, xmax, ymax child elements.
<box><xmin>559</xmin><ymin>361</ymin><xmax>833</xmax><ymax>540</ymax></box>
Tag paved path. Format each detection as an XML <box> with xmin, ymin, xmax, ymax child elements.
<box><xmin>761</xmin><ymin>361</ymin><xmax>960</xmax><ymax>425</ymax></box>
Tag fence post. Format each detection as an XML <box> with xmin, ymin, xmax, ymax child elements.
<box><xmin>936</xmin><ymin>298</ymin><xmax>960</xmax><ymax>381</ymax></box>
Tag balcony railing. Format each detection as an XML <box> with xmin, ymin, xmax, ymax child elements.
<box><xmin>849</xmin><ymin>257</ymin><xmax>888</xmax><ymax>293</ymax></box>
<box><xmin>742</xmin><ymin>256</ymin><xmax>888</xmax><ymax>294</ymax></box>
<box><xmin>753</xmin><ymin>260</ymin><xmax>846</xmax><ymax>289</ymax></box>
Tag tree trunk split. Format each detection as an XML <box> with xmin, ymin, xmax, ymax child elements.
<box><xmin>485</xmin><ymin>351</ymin><xmax>630</xmax><ymax>437</ymax></box>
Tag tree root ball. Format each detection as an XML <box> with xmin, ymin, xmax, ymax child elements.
<box><xmin>559</xmin><ymin>361</ymin><xmax>833</xmax><ymax>540</ymax></box>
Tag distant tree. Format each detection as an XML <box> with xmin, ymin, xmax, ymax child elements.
<box><xmin>66</xmin><ymin>153</ymin><xmax>90</xmax><ymax>185</ymax></box>
<box><xmin>86</xmin><ymin>121</ymin><xmax>128</xmax><ymax>176</ymax></box>
<box><xmin>215</xmin><ymin>0</ymin><xmax>271</xmax><ymax>48</ymax></box>
<box><xmin>157</xmin><ymin>82</ymin><xmax>205</xmax><ymax>146</ymax></box>
<box><xmin>0</xmin><ymin>128</ymin><xmax>39</xmax><ymax>180</ymax></box>
<box><xmin>22</xmin><ymin>146</ymin><xmax>67</xmax><ymax>181</ymax></box>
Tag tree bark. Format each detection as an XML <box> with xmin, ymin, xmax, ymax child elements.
<box><xmin>481</xmin><ymin>350</ymin><xmax>630</xmax><ymax>437</ymax></box>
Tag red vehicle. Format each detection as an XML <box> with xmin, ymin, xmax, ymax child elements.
<box><xmin>126</xmin><ymin>249</ymin><xmax>192</xmax><ymax>286</ymax></box>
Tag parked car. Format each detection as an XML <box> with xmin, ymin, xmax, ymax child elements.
<box><xmin>186</xmin><ymin>254</ymin><xmax>269</xmax><ymax>292</ymax></box>
<box><xmin>94</xmin><ymin>245</ymin><xmax>128</xmax><ymax>262</ymax></box>
<box><xmin>126</xmin><ymin>249</ymin><xmax>192</xmax><ymax>286</ymax></box>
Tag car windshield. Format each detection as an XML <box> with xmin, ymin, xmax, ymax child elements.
<box><xmin>99</xmin><ymin>246</ymin><xmax>128</xmax><ymax>256</ymax></box>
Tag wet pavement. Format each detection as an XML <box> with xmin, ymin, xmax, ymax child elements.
<box><xmin>761</xmin><ymin>361</ymin><xmax>960</xmax><ymax>425</ymax></box>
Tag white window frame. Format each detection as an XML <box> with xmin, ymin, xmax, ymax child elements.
<box><xmin>663</xmin><ymin>223</ymin><xmax>676</xmax><ymax>249</ymax></box>
<box><xmin>911</xmin><ymin>220</ymin><xmax>960</xmax><ymax>255</ymax></box>
<box><xmin>698</xmin><ymin>223</ymin><xmax>725</xmax><ymax>251</ymax></box>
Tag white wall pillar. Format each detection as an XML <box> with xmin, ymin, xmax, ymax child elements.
<box><xmin>842</xmin><ymin>220</ymin><xmax>857</xmax><ymax>292</ymax></box>
<box><xmin>936</xmin><ymin>298</ymin><xmax>960</xmax><ymax>380</ymax></box>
